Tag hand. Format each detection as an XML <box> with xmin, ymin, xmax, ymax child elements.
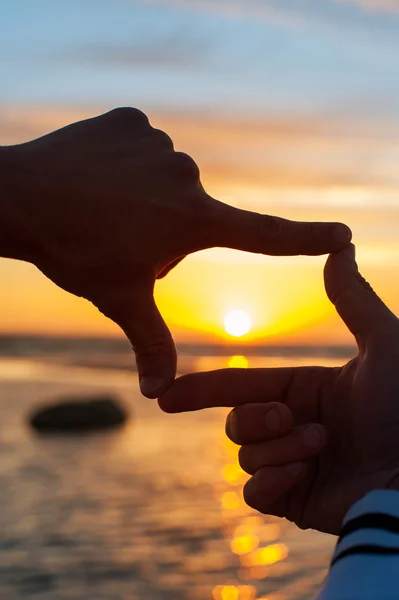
<box><xmin>3</xmin><ymin>107</ymin><xmax>350</xmax><ymax>398</ymax></box>
<box><xmin>159</xmin><ymin>245</ymin><xmax>399</xmax><ymax>534</ymax></box>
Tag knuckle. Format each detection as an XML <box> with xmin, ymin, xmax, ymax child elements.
<box><xmin>108</xmin><ymin>106</ymin><xmax>149</xmax><ymax>126</ymax></box>
<box><xmin>173</xmin><ymin>152</ymin><xmax>200</xmax><ymax>181</ymax></box>
<box><xmin>134</xmin><ymin>339</ymin><xmax>169</xmax><ymax>364</ymax></box>
<box><xmin>151</xmin><ymin>128</ymin><xmax>174</xmax><ymax>150</ymax></box>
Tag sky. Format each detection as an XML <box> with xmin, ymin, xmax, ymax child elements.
<box><xmin>1</xmin><ymin>0</ymin><xmax>399</xmax><ymax>345</ymax></box>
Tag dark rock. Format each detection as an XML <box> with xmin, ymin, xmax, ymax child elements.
<box><xmin>29</xmin><ymin>396</ymin><xmax>128</xmax><ymax>432</ymax></box>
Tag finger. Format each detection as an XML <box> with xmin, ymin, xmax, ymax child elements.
<box><xmin>226</xmin><ymin>403</ymin><xmax>294</xmax><ymax>445</ymax></box>
<box><xmin>324</xmin><ymin>245</ymin><xmax>398</xmax><ymax>347</ymax></box>
<box><xmin>205</xmin><ymin>199</ymin><xmax>352</xmax><ymax>256</ymax></box>
<box><xmin>244</xmin><ymin>463</ymin><xmax>308</xmax><ymax>513</ymax></box>
<box><xmin>238</xmin><ymin>424</ymin><xmax>326</xmax><ymax>475</ymax></box>
<box><xmin>159</xmin><ymin>368</ymin><xmax>292</xmax><ymax>412</ymax></box>
<box><xmin>158</xmin><ymin>366</ymin><xmax>330</xmax><ymax>413</ymax></box>
<box><xmin>98</xmin><ymin>280</ymin><xmax>176</xmax><ymax>398</ymax></box>
<box><xmin>157</xmin><ymin>256</ymin><xmax>185</xmax><ymax>279</ymax></box>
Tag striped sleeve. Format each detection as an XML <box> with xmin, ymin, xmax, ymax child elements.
<box><xmin>317</xmin><ymin>490</ymin><xmax>399</xmax><ymax>600</ymax></box>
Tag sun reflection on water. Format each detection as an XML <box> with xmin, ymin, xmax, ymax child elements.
<box><xmin>221</xmin><ymin>491</ymin><xmax>242</xmax><ymax>511</ymax></box>
<box><xmin>231</xmin><ymin>534</ymin><xmax>259</xmax><ymax>555</ymax></box>
<box><xmin>214</xmin><ymin>424</ymin><xmax>289</xmax><ymax>599</ymax></box>
<box><xmin>240</xmin><ymin>545</ymin><xmax>288</xmax><ymax>567</ymax></box>
<box><xmin>228</xmin><ymin>356</ymin><xmax>249</xmax><ymax>369</ymax></box>
<box><xmin>212</xmin><ymin>584</ymin><xmax>257</xmax><ymax>600</ymax></box>
<box><xmin>222</xmin><ymin>463</ymin><xmax>247</xmax><ymax>485</ymax></box>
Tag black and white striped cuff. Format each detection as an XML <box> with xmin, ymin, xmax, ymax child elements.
<box><xmin>332</xmin><ymin>491</ymin><xmax>399</xmax><ymax>567</ymax></box>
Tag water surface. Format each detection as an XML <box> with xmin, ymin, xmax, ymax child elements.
<box><xmin>0</xmin><ymin>351</ymin><xmax>347</xmax><ymax>600</ymax></box>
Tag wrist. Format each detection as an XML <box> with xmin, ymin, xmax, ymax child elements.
<box><xmin>0</xmin><ymin>145</ymin><xmax>37</xmax><ymax>261</ymax></box>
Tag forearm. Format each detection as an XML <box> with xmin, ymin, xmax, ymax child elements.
<box><xmin>0</xmin><ymin>144</ymin><xmax>35</xmax><ymax>261</ymax></box>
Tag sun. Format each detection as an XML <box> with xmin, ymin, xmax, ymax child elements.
<box><xmin>224</xmin><ymin>310</ymin><xmax>252</xmax><ymax>338</ymax></box>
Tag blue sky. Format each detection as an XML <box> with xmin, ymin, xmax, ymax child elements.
<box><xmin>1</xmin><ymin>0</ymin><xmax>399</xmax><ymax>115</ymax></box>
<box><xmin>1</xmin><ymin>0</ymin><xmax>398</xmax><ymax>216</ymax></box>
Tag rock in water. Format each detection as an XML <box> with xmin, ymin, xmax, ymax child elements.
<box><xmin>29</xmin><ymin>396</ymin><xmax>128</xmax><ymax>432</ymax></box>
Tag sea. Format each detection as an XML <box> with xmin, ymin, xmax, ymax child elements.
<box><xmin>0</xmin><ymin>336</ymin><xmax>357</xmax><ymax>600</ymax></box>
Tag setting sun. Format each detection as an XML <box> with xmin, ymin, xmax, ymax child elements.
<box><xmin>224</xmin><ymin>310</ymin><xmax>252</xmax><ymax>338</ymax></box>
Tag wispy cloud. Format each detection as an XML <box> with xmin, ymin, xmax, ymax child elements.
<box><xmin>137</xmin><ymin>0</ymin><xmax>399</xmax><ymax>28</ymax></box>
<box><xmin>341</xmin><ymin>0</ymin><xmax>399</xmax><ymax>14</ymax></box>
<box><xmin>140</xmin><ymin>0</ymin><xmax>301</xmax><ymax>24</ymax></box>
<box><xmin>136</xmin><ymin>0</ymin><xmax>318</xmax><ymax>28</ymax></box>
<box><xmin>60</xmin><ymin>28</ymin><xmax>215</xmax><ymax>71</ymax></box>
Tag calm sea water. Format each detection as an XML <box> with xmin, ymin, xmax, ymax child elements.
<box><xmin>0</xmin><ymin>345</ymin><xmax>352</xmax><ymax>600</ymax></box>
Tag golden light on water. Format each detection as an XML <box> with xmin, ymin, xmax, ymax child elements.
<box><xmin>221</xmin><ymin>491</ymin><xmax>242</xmax><ymax>511</ymax></box>
<box><xmin>260</xmin><ymin>524</ymin><xmax>281</xmax><ymax>543</ymax></box>
<box><xmin>223</xmin><ymin>436</ymin><xmax>242</xmax><ymax>458</ymax></box>
<box><xmin>228</xmin><ymin>356</ymin><xmax>249</xmax><ymax>369</ymax></box>
<box><xmin>231</xmin><ymin>534</ymin><xmax>260</xmax><ymax>555</ymax></box>
<box><xmin>236</xmin><ymin>517</ymin><xmax>265</xmax><ymax>533</ymax></box>
<box><xmin>224</xmin><ymin>310</ymin><xmax>252</xmax><ymax>338</ymax></box>
<box><xmin>216</xmin><ymin>427</ymin><xmax>289</xmax><ymax>599</ymax></box>
<box><xmin>222</xmin><ymin>463</ymin><xmax>248</xmax><ymax>485</ymax></box>
<box><xmin>212</xmin><ymin>585</ymin><xmax>257</xmax><ymax>600</ymax></box>
<box><xmin>240</xmin><ymin>544</ymin><xmax>289</xmax><ymax>568</ymax></box>
<box><xmin>212</xmin><ymin>586</ymin><xmax>238</xmax><ymax>600</ymax></box>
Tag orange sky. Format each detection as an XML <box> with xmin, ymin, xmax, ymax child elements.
<box><xmin>1</xmin><ymin>105</ymin><xmax>398</xmax><ymax>345</ymax></box>
<box><xmin>2</xmin><ymin>0</ymin><xmax>399</xmax><ymax>344</ymax></box>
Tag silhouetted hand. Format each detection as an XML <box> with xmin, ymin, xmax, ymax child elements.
<box><xmin>4</xmin><ymin>107</ymin><xmax>350</xmax><ymax>398</ymax></box>
<box><xmin>159</xmin><ymin>245</ymin><xmax>399</xmax><ymax>534</ymax></box>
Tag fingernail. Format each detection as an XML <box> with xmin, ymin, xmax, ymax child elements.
<box><xmin>140</xmin><ymin>376</ymin><xmax>165</xmax><ymax>398</ymax></box>
<box><xmin>303</xmin><ymin>425</ymin><xmax>321</xmax><ymax>448</ymax></box>
<box><xmin>286</xmin><ymin>462</ymin><xmax>303</xmax><ymax>477</ymax></box>
<box><xmin>335</xmin><ymin>224</ymin><xmax>352</xmax><ymax>245</ymax></box>
<box><xmin>265</xmin><ymin>409</ymin><xmax>280</xmax><ymax>433</ymax></box>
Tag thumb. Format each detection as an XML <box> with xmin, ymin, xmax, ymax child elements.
<box><xmin>97</xmin><ymin>280</ymin><xmax>176</xmax><ymax>399</ymax></box>
<box><xmin>324</xmin><ymin>244</ymin><xmax>397</xmax><ymax>348</ymax></box>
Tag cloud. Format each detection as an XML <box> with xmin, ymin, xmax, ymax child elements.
<box><xmin>136</xmin><ymin>0</ymin><xmax>318</xmax><ymax>28</ymax></box>
<box><xmin>48</xmin><ymin>2</ymin><xmax>399</xmax><ymax>87</ymax></box>
<box><xmin>61</xmin><ymin>28</ymin><xmax>215</xmax><ymax>72</ymax></box>
<box><xmin>341</xmin><ymin>0</ymin><xmax>399</xmax><ymax>14</ymax></box>
<box><xmin>136</xmin><ymin>0</ymin><xmax>399</xmax><ymax>28</ymax></box>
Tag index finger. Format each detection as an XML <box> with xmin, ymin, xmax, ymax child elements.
<box><xmin>158</xmin><ymin>367</ymin><xmax>296</xmax><ymax>413</ymax></box>
<box><xmin>158</xmin><ymin>366</ymin><xmax>334</xmax><ymax>414</ymax></box>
